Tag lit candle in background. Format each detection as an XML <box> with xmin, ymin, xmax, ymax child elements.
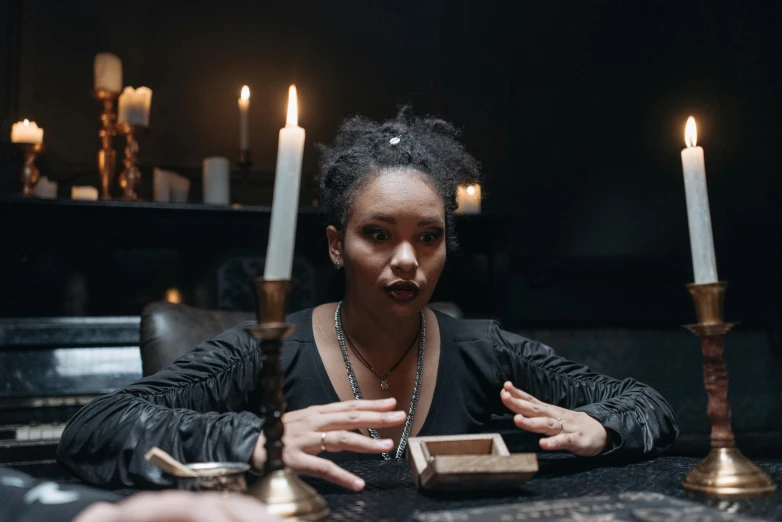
<box><xmin>94</xmin><ymin>53</ymin><xmax>123</xmax><ymax>92</ymax></box>
<box><xmin>164</xmin><ymin>288</ymin><xmax>183</xmax><ymax>304</ymax></box>
<box><xmin>455</xmin><ymin>184</ymin><xmax>481</xmax><ymax>214</ymax></box>
<box><xmin>71</xmin><ymin>186</ymin><xmax>99</xmax><ymax>201</ymax></box>
<box><xmin>681</xmin><ymin>116</ymin><xmax>718</xmax><ymax>284</ymax></box>
<box><xmin>264</xmin><ymin>85</ymin><xmax>306</xmax><ymax>280</ymax></box>
<box><xmin>239</xmin><ymin>85</ymin><xmax>250</xmax><ymax>151</ymax></box>
<box><xmin>11</xmin><ymin>119</ymin><xmax>44</xmax><ymax>144</ymax></box>
<box><xmin>117</xmin><ymin>86</ymin><xmax>152</xmax><ymax>126</ymax></box>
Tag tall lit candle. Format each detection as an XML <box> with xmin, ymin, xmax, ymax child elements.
<box><xmin>455</xmin><ymin>184</ymin><xmax>481</xmax><ymax>214</ymax></box>
<box><xmin>238</xmin><ymin>85</ymin><xmax>250</xmax><ymax>151</ymax></box>
<box><xmin>117</xmin><ymin>86</ymin><xmax>152</xmax><ymax>126</ymax></box>
<box><xmin>11</xmin><ymin>119</ymin><xmax>43</xmax><ymax>144</ymax></box>
<box><xmin>681</xmin><ymin>116</ymin><xmax>718</xmax><ymax>284</ymax></box>
<box><xmin>264</xmin><ymin>85</ymin><xmax>306</xmax><ymax>280</ymax></box>
<box><xmin>94</xmin><ymin>53</ymin><xmax>123</xmax><ymax>92</ymax></box>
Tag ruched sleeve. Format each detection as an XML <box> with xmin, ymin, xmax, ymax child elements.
<box><xmin>56</xmin><ymin>324</ymin><xmax>264</xmax><ymax>489</ymax></box>
<box><xmin>489</xmin><ymin>323</ymin><xmax>679</xmax><ymax>456</ymax></box>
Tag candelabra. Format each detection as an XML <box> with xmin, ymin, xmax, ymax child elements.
<box><xmin>116</xmin><ymin>123</ymin><xmax>148</xmax><ymax>201</ymax></box>
<box><xmin>682</xmin><ymin>282</ymin><xmax>776</xmax><ymax>497</ymax></box>
<box><xmin>19</xmin><ymin>143</ymin><xmax>43</xmax><ymax>197</ymax></box>
<box><xmin>92</xmin><ymin>89</ymin><xmax>119</xmax><ymax>199</ymax></box>
<box><xmin>245</xmin><ymin>279</ymin><xmax>329</xmax><ymax>520</ymax></box>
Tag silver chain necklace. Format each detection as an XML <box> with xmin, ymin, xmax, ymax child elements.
<box><xmin>334</xmin><ymin>301</ymin><xmax>425</xmax><ymax>460</ymax></box>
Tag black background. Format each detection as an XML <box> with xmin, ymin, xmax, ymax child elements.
<box><xmin>1</xmin><ymin>0</ymin><xmax>781</xmax><ymax>327</ymax></box>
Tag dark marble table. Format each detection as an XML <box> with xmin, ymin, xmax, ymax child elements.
<box><xmin>11</xmin><ymin>454</ymin><xmax>782</xmax><ymax>521</ymax></box>
<box><xmin>306</xmin><ymin>455</ymin><xmax>782</xmax><ymax>521</ymax></box>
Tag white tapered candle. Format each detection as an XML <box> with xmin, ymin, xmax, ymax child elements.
<box><xmin>680</xmin><ymin>116</ymin><xmax>718</xmax><ymax>284</ymax></box>
<box><xmin>264</xmin><ymin>85</ymin><xmax>305</xmax><ymax>280</ymax></box>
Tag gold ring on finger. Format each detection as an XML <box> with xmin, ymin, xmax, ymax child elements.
<box><xmin>555</xmin><ymin>417</ymin><xmax>564</xmax><ymax>434</ymax></box>
<box><xmin>320</xmin><ymin>431</ymin><xmax>328</xmax><ymax>453</ymax></box>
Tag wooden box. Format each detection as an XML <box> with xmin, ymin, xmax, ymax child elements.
<box><xmin>407</xmin><ymin>433</ymin><xmax>538</xmax><ymax>491</ymax></box>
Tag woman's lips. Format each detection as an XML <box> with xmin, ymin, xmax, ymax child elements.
<box><xmin>385</xmin><ymin>288</ymin><xmax>419</xmax><ymax>302</ymax></box>
<box><xmin>384</xmin><ymin>283</ymin><xmax>420</xmax><ymax>302</ymax></box>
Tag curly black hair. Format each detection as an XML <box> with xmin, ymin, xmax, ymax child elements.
<box><xmin>318</xmin><ymin>108</ymin><xmax>482</xmax><ymax>252</ymax></box>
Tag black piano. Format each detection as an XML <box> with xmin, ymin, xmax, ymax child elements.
<box><xmin>0</xmin><ymin>316</ymin><xmax>142</xmax><ymax>479</ymax></box>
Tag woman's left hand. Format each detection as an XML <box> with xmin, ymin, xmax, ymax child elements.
<box><xmin>500</xmin><ymin>382</ymin><xmax>608</xmax><ymax>457</ymax></box>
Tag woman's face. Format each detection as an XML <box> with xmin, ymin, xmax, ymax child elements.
<box><xmin>333</xmin><ymin>169</ymin><xmax>447</xmax><ymax>318</ymax></box>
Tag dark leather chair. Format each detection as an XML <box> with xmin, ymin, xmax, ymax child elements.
<box><xmin>139</xmin><ymin>301</ymin><xmax>463</xmax><ymax>377</ymax></box>
<box><xmin>140</xmin><ymin>301</ymin><xmax>253</xmax><ymax>376</ymax></box>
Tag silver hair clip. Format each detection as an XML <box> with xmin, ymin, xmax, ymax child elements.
<box><xmin>389</xmin><ymin>136</ymin><xmax>401</xmax><ymax>146</ymax></box>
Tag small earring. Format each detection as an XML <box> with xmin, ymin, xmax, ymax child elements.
<box><xmin>334</xmin><ymin>260</ymin><xmax>341</xmax><ymax>270</ymax></box>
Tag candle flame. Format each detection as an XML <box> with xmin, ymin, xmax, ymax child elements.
<box><xmin>685</xmin><ymin>116</ymin><xmax>697</xmax><ymax>148</ymax></box>
<box><xmin>241</xmin><ymin>85</ymin><xmax>250</xmax><ymax>100</ymax></box>
<box><xmin>466</xmin><ymin>185</ymin><xmax>476</xmax><ymax>195</ymax></box>
<box><xmin>23</xmin><ymin>119</ymin><xmax>29</xmax><ymax>126</ymax></box>
<box><xmin>164</xmin><ymin>288</ymin><xmax>183</xmax><ymax>304</ymax></box>
<box><xmin>286</xmin><ymin>85</ymin><xmax>298</xmax><ymax>126</ymax></box>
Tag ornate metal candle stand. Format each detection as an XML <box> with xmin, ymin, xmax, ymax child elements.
<box><xmin>19</xmin><ymin>143</ymin><xmax>44</xmax><ymax>197</ymax></box>
<box><xmin>245</xmin><ymin>279</ymin><xmax>329</xmax><ymax>520</ymax></box>
<box><xmin>116</xmin><ymin>123</ymin><xmax>148</xmax><ymax>201</ymax></box>
<box><xmin>92</xmin><ymin>89</ymin><xmax>119</xmax><ymax>199</ymax></box>
<box><xmin>682</xmin><ymin>282</ymin><xmax>776</xmax><ymax>497</ymax></box>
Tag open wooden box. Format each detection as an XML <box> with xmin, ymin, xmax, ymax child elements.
<box><xmin>407</xmin><ymin>434</ymin><xmax>538</xmax><ymax>491</ymax></box>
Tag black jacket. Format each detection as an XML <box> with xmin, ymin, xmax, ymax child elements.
<box><xmin>57</xmin><ymin>309</ymin><xmax>679</xmax><ymax>488</ymax></box>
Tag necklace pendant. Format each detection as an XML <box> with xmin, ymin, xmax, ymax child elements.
<box><xmin>380</xmin><ymin>379</ymin><xmax>389</xmax><ymax>391</ymax></box>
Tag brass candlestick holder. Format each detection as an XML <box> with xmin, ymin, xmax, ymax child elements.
<box><xmin>19</xmin><ymin>143</ymin><xmax>44</xmax><ymax>197</ymax></box>
<box><xmin>237</xmin><ymin>150</ymin><xmax>253</xmax><ymax>205</ymax></box>
<box><xmin>238</xmin><ymin>149</ymin><xmax>252</xmax><ymax>180</ymax></box>
<box><xmin>245</xmin><ymin>279</ymin><xmax>329</xmax><ymax>520</ymax></box>
<box><xmin>682</xmin><ymin>282</ymin><xmax>776</xmax><ymax>497</ymax></box>
<box><xmin>92</xmin><ymin>89</ymin><xmax>119</xmax><ymax>199</ymax></box>
<box><xmin>117</xmin><ymin>123</ymin><xmax>148</xmax><ymax>201</ymax></box>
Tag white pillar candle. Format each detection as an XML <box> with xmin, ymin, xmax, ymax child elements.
<box><xmin>680</xmin><ymin>116</ymin><xmax>718</xmax><ymax>284</ymax></box>
<box><xmin>238</xmin><ymin>85</ymin><xmax>250</xmax><ymax>151</ymax></box>
<box><xmin>264</xmin><ymin>85</ymin><xmax>306</xmax><ymax>280</ymax></box>
<box><xmin>170</xmin><ymin>173</ymin><xmax>191</xmax><ymax>203</ymax></box>
<box><xmin>153</xmin><ymin>167</ymin><xmax>172</xmax><ymax>202</ymax></box>
<box><xmin>11</xmin><ymin>119</ymin><xmax>43</xmax><ymax>144</ymax></box>
<box><xmin>117</xmin><ymin>86</ymin><xmax>152</xmax><ymax>126</ymax></box>
<box><xmin>34</xmin><ymin>176</ymin><xmax>58</xmax><ymax>199</ymax></box>
<box><xmin>203</xmin><ymin>157</ymin><xmax>231</xmax><ymax>204</ymax></box>
<box><xmin>94</xmin><ymin>53</ymin><xmax>123</xmax><ymax>92</ymax></box>
<box><xmin>455</xmin><ymin>184</ymin><xmax>481</xmax><ymax>214</ymax></box>
<box><xmin>71</xmin><ymin>186</ymin><xmax>99</xmax><ymax>201</ymax></box>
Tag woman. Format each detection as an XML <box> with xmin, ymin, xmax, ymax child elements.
<box><xmin>57</xmin><ymin>110</ymin><xmax>678</xmax><ymax>491</ymax></box>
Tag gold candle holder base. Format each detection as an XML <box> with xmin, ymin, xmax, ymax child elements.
<box><xmin>92</xmin><ymin>89</ymin><xmax>120</xmax><ymax>200</ymax></box>
<box><xmin>244</xmin><ymin>279</ymin><xmax>329</xmax><ymax>520</ymax></box>
<box><xmin>249</xmin><ymin>469</ymin><xmax>329</xmax><ymax>521</ymax></box>
<box><xmin>117</xmin><ymin>123</ymin><xmax>149</xmax><ymax>201</ymax></box>
<box><xmin>682</xmin><ymin>282</ymin><xmax>777</xmax><ymax>497</ymax></box>
<box><xmin>684</xmin><ymin>447</ymin><xmax>776</xmax><ymax>497</ymax></box>
<box><xmin>19</xmin><ymin>143</ymin><xmax>44</xmax><ymax>197</ymax></box>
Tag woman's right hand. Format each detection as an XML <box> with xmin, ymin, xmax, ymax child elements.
<box><xmin>251</xmin><ymin>398</ymin><xmax>406</xmax><ymax>491</ymax></box>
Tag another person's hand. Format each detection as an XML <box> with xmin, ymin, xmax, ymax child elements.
<box><xmin>252</xmin><ymin>398</ymin><xmax>406</xmax><ymax>491</ymax></box>
<box><xmin>74</xmin><ymin>491</ymin><xmax>281</xmax><ymax>522</ymax></box>
<box><xmin>500</xmin><ymin>381</ymin><xmax>608</xmax><ymax>457</ymax></box>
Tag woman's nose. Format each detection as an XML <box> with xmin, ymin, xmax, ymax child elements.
<box><xmin>390</xmin><ymin>242</ymin><xmax>418</xmax><ymax>273</ymax></box>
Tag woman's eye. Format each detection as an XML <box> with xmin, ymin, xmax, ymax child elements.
<box><xmin>371</xmin><ymin>230</ymin><xmax>389</xmax><ymax>241</ymax></box>
<box><xmin>421</xmin><ymin>230</ymin><xmax>443</xmax><ymax>244</ymax></box>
